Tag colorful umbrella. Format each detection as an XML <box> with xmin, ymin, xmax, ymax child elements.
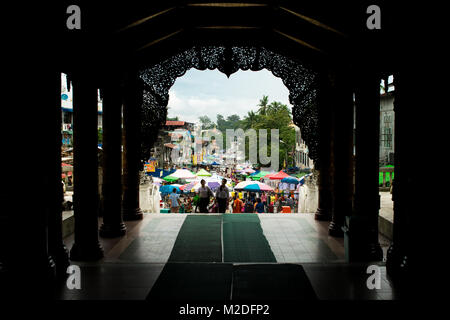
<box><xmin>281</xmin><ymin>176</ymin><xmax>300</xmax><ymax>184</ymax></box>
<box><xmin>265</xmin><ymin>170</ymin><xmax>290</xmax><ymax>180</ymax></box>
<box><xmin>169</xmin><ymin>169</ymin><xmax>197</xmax><ymax>179</ymax></box>
<box><xmin>298</xmin><ymin>173</ymin><xmax>312</xmax><ymax>186</ymax></box>
<box><xmin>151</xmin><ymin>177</ymin><xmax>163</xmax><ymax>184</ymax></box>
<box><xmin>163</xmin><ymin>175</ymin><xmax>179</xmax><ymax>182</ymax></box>
<box><xmin>196</xmin><ymin>169</ymin><xmax>212</xmax><ymax>177</ymax></box>
<box><xmin>159</xmin><ymin>185</ymin><xmax>181</xmax><ymax>194</ymax></box>
<box><xmin>250</xmin><ymin>171</ymin><xmax>272</xmax><ymax>181</ymax></box>
<box><xmin>234</xmin><ymin>181</ymin><xmax>273</xmax><ymax>192</ymax></box>
<box><xmin>181</xmin><ymin>180</ymin><xmax>222</xmax><ymax>192</ymax></box>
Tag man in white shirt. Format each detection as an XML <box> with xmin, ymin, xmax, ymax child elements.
<box><xmin>215</xmin><ymin>178</ymin><xmax>230</xmax><ymax>213</ymax></box>
<box><xmin>198</xmin><ymin>179</ymin><xmax>213</xmax><ymax>213</ymax></box>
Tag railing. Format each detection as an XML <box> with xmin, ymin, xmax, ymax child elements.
<box><xmin>379</xmin><ymin>166</ymin><xmax>394</xmax><ymax>191</ymax></box>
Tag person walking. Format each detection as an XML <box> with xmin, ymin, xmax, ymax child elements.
<box><xmin>169</xmin><ymin>188</ymin><xmax>180</xmax><ymax>213</ymax></box>
<box><xmin>244</xmin><ymin>198</ymin><xmax>254</xmax><ymax>213</ymax></box>
<box><xmin>261</xmin><ymin>192</ymin><xmax>267</xmax><ymax>211</ymax></box>
<box><xmin>286</xmin><ymin>196</ymin><xmax>294</xmax><ymax>211</ymax></box>
<box><xmin>193</xmin><ymin>193</ymin><xmax>200</xmax><ymax>213</ymax></box>
<box><xmin>198</xmin><ymin>179</ymin><xmax>213</xmax><ymax>213</ymax></box>
<box><xmin>216</xmin><ymin>178</ymin><xmax>230</xmax><ymax>213</ymax></box>
<box><xmin>232</xmin><ymin>194</ymin><xmax>244</xmax><ymax>213</ymax></box>
<box><xmin>254</xmin><ymin>198</ymin><xmax>265</xmax><ymax>213</ymax></box>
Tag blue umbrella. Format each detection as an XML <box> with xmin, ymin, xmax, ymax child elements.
<box><xmin>297</xmin><ymin>173</ymin><xmax>312</xmax><ymax>186</ymax></box>
<box><xmin>281</xmin><ymin>176</ymin><xmax>300</xmax><ymax>184</ymax></box>
<box><xmin>160</xmin><ymin>185</ymin><xmax>181</xmax><ymax>194</ymax></box>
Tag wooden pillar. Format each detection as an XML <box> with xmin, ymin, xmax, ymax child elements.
<box><xmin>122</xmin><ymin>73</ymin><xmax>143</xmax><ymax>221</ymax></box>
<box><xmin>348</xmin><ymin>70</ymin><xmax>383</xmax><ymax>261</ymax></box>
<box><xmin>315</xmin><ymin>72</ymin><xmax>333</xmax><ymax>221</ymax></box>
<box><xmin>46</xmin><ymin>71</ymin><xmax>70</xmax><ymax>276</ymax></box>
<box><xmin>69</xmin><ymin>73</ymin><xmax>104</xmax><ymax>261</ymax></box>
<box><xmin>386</xmin><ymin>71</ymin><xmax>417</xmax><ymax>288</ymax></box>
<box><xmin>99</xmin><ymin>81</ymin><xmax>126</xmax><ymax>237</ymax></box>
<box><xmin>2</xmin><ymin>69</ymin><xmax>60</xmax><ymax>297</ymax></box>
<box><xmin>329</xmin><ymin>71</ymin><xmax>354</xmax><ymax>237</ymax></box>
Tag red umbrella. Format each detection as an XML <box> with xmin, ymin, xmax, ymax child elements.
<box><xmin>68</xmin><ymin>171</ymin><xmax>72</xmax><ymax>176</ymax></box>
<box><xmin>265</xmin><ymin>170</ymin><xmax>290</xmax><ymax>180</ymax></box>
<box><xmin>62</xmin><ymin>163</ymin><xmax>71</xmax><ymax>166</ymax></box>
<box><xmin>61</xmin><ymin>173</ymin><xmax>66</xmax><ymax>178</ymax></box>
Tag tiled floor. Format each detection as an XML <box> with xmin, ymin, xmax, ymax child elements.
<box><xmin>59</xmin><ymin>213</ymin><xmax>396</xmax><ymax>300</ymax></box>
<box><xmin>259</xmin><ymin>214</ymin><xmax>345</xmax><ymax>263</ymax></box>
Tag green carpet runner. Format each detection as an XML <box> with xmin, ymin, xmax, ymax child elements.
<box><xmin>168</xmin><ymin>215</ymin><xmax>223</xmax><ymax>262</ymax></box>
<box><xmin>222</xmin><ymin>214</ymin><xmax>276</xmax><ymax>262</ymax></box>
<box><xmin>147</xmin><ymin>263</ymin><xmax>233</xmax><ymax>301</ymax></box>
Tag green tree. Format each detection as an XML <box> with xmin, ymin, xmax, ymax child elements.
<box><xmin>199</xmin><ymin>115</ymin><xmax>214</xmax><ymax>129</ymax></box>
<box><xmin>251</xmin><ymin>96</ymin><xmax>295</xmax><ymax>167</ymax></box>
<box><xmin>257</xmin><ymin>95</ymin><xmax>269</xmax><ymax>115</ymax></box>
<box><xmin>226</xmin><ymin>114</ymin><xmax>241</xmax><ymax>129</ymax></box>
<box><xmin>242</xmin><ymin>111</ymin><xmax>258</xmax><ymax>130</ymax></box>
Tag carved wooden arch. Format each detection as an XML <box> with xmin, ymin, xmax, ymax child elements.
<box><xmin>138</xmin><ymin>45</ymin><xmax>320</xmax><ymax>168</ymax></box>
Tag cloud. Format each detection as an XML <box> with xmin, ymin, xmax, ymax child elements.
<box><xmin>166</xmin><ymin>69</ymin><xmax>293</xmax><ymax>123</ymax></box>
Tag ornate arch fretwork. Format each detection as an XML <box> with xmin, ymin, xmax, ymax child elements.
<box><xmin>138</xmin><ymin>46</ymin><xmax>319</xmax><ymax>167</ymax></box>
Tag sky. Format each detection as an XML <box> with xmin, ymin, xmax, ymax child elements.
<box><xmin>166</xmin><ymin>69</ymin><xmax>293</xmax><ymax>124</ymax></box>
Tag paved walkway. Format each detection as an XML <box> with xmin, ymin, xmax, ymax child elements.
<box><xmin>379</xmin><ymin>191</ymin><xmax>394</xmax><ymax>223</ymax></box>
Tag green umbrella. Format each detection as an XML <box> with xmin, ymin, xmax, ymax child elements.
<box><xmin>251</xmin><ymin>171</ymin><xmax>271</xmax><ymax>180</ymax></box>
<box><xmin>163</xmin><ymin>175</ymin><xmax>179</xmax><ymax>182</ymax></box>
<box><xmin>196</xmin><ymin>168</ymin><xmax>212</xmax><ymax>177</ymax></box>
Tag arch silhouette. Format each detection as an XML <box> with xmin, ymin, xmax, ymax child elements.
<box><xmin>138</xmin><ymin>45</ymin><xmax>320</xmax><ymax>167</ymax></box>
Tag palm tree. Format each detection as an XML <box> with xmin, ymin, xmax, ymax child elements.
<box><xmin>257</xmin><ymin>95</ymin><xmax>269</xmax><ymax>115</ymax></box>
<box><xmin>242</xmin><ymin>111</ymin><xmax>258</xmax><ymax>129</ymax></box>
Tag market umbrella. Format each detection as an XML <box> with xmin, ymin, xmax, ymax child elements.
<box><xmin>281</xmin><ymin>176</ymin><xmax>300</xmax><ymax>184</ymax></box>
<box><xmin>196</xmin><ymin>168</ymin><xmax>212</xmax><ymax>177</ymax></box>
<box><xmin>265</xmin><ymin>170</ymin><xmax>290</xmax><ymax>180</ymax></box>
<box><xmin>251</xmin><ymin>171</ymin><xmax>272</xmax><ymax>181</ymax></box>
<box><xmin>234</xmin><ymin>181</ymin><xmax>274</xmax><ymax>192</ymax></box>
<box><xmin>192</xmin><ymin>181</ymin><xmax>221</xmax><ymax>191</ymax></box>
<box><xmin>163</xmin><ymin>175</ymin><xmax>179</xmax><ymax>182</ymax></box>
<box><xmin>243</xmin><ymin>168</ymin><xmax>256</xmax><ymax>174</ymax></box>
<box><xmin>182</xmin><ymin>179</ymin><xmax>223</xmax><ymax>192</ymax></box>
<box><xmin>160</xmin><ymin>185</ymin><xmax>181</xmax><ymax>194</ymax></box>
<box><xmin>169</xmin><ymin>169</ymin><xmax>197</xmax><ymax>179</ymax></box>
<box><xmin>151</xmin><ymin>177</ymin><xmax>163</xmax><ymax>184</ymax></box>
<box><xmin>297</xmin><ymin>173</ymin><xmax>312</xmax><ymax>186</ymax></box>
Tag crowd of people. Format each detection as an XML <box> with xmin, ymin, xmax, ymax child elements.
<box><xmin>164</xmin><ymin>176</ymin><xmax>298</xmax><ymax>214</ymax></box>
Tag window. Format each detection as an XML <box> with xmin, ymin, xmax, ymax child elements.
<box><xmin>63</xmin><ymin>112</ymin><xmax>72</xmax><ymax>125</ymax></box>
<box><xmin>383</xmin><ymin>128</ymin><xmax>392</xmax><ymax>148</ymax></box>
